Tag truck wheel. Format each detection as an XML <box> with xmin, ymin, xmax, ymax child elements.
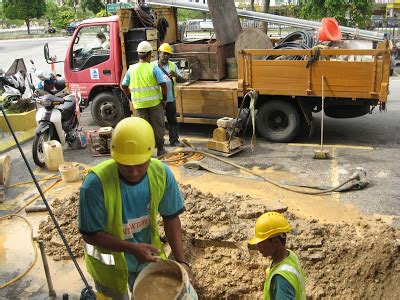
<box><xmin>256</xmin><ymin>100</ymin><xmax>300</xmax><ymax>142</ymax></box>
<box><xmin>91</xmin><ymin>92</ymin><xmax>125</xmax><ymax>127</ymax></box>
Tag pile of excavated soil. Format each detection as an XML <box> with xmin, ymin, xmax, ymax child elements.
<box><xmin>38</xmin><ymin>192</ymin><xmax>83</xmax><ymax>260</ymax></box>
<box><xmin>179</xmin><ymin>184</ymin><xmax>400</xmax><ymax>299</ymax></box>
<box><xmin>38</xmin><ymin>186</ymin><xmax>400</xmax><ymax>299</ymax></box>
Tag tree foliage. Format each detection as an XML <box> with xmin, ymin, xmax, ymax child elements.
<box><xmin>81</xmin><ymin>0</ymin><xmax>104</xmax><ymax>14</ymax></box>
<box><xmin>298</xmin><ymin>0</ymin><xmax>374</xmax><ymax>29</ymax></box>
<box><xmin>52</xmin><ymin>6</ymin><xmax>75</xmax><ymax>29</ymax></box>
<box><xmin>3</xmin><ymin>0</ymin><xmax>46</xmax><ymax>34</ymax></box>
<box><xmin>45</xmin><ymin>0</ymin><xmax>59</xmax><ymax>22</ymax></box>
<box><xmin>96</xmin><ymin>9</ymin><xmax>112</xmax><ymax>18</ymax></box>
<box><xmin>67</xmin><ymin>0</ymin><xmax>79</xmax><ymax>16</ymax></box>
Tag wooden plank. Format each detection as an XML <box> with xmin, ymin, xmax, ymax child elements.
<box><xmin>252</xmin><ymin>77</ymin><xmax>373</xmax><ymax>87</ymax></box>
<box><xmin>243</xmin><ymin>49</ymin><xmax>387</xmax><ymax>56</ymax></box>
<box><xmin>177</xmin><ymin>80</ymin><xmax>238</xmax><ymax>90</ymax></box>
<box><xmin>208</xmin><ymin>0</ymin><xmax>242</xmax><ymax>45</ymax></box>
<box><xmin>180</xmin><ymin>89</ymin><xmax>236</xmax><ymax>116</ymax></box>
<box><xmin>118</xmin><ymin>10</ymin><xmax>129</xmax><ymax>78</ymax></box>
<box><xmin>255</xmin><ymin>88</ymin><xmax>374</xmax><ymax>99</ymax></box>
<box><xmin>177</xmin><ymin>117</ymin><xmax>219</xmax><ymax>125</ymax></box>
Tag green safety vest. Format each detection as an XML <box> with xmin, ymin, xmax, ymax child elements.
<box><xmin>128</xmin><ymin>62</ymin><xmax>162</xmax><ymax>109</ymax></box>
<box><xmin>263</xmin><ymin>250</ymin><xmax>305</xmax><ymax>300</ymax></box>
<box><xmin>153</xmin><ymin>61</ymin><xmax>177</xmax><ymax>98</ymax></box>
<box><xmin>84</xmin><ymin>158</ymin><xmax>167</xmax><ymax>295</ymax></box>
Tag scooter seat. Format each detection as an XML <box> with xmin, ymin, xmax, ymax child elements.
<box><xmin>59</xmin><ymin>97</ymin><xmax>76</xmax><ymax>122</ymax></box>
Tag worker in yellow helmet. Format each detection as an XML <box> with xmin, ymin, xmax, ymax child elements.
<box><xmin>249</xmin><ymin>212</ymin><xmax>305</xmax><ymax>300</ymax></box>
<box><xmin>121</xmin><ymin>41</ymin><xmax>168</xmax><ymax>156</ymax></box>
<box><xmin>78</xmin><ymin>117</ymin><xmax>193</xmax><ymax>298</ymax></box>
<box><xmin>153</xmin><ymin>43</ymin><xmax>187</xmax><ymax>147</ymax></box>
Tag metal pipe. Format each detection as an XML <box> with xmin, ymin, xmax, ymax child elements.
<box><xmin>146</xmin><ymin>0</ymin><xmax>385</xmax><ymax>41</ymax></box>
<box><xmin>38</xmin><ymin>240</ymin><xmax>56</xmax><ymax>298</ymax></box>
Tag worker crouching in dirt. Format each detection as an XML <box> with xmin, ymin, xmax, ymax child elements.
<box><xmin>249</xmin><ymin>212</ymin><xmax>305</xmax><ymax>300</ymax></box>
<box><xmin>78</xmin><ymin>117</ymin><xmax>193</xmax><ymax>299</ymax></box>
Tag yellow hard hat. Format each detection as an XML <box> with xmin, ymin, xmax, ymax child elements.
<box><xmin>248</xmin><ymin>212</ymin><xmax>292</xmax><ymax>245</ymax></box>
<box><xmin>111</xmin><ymin>117</ymin><xmax>155</xmax><ymax>166</ymax></box>
<box><xmin>158</xmin><ymin>43</ymin><xmax>173</xmax><ymax>54</ymax></box>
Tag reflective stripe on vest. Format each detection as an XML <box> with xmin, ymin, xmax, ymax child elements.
<box><xmin>84</xmin><ymin>159</ymin><xmax>167</xmax><ymax>294</ymax></box>
<box><xmin>85</xmin><ymin>243</ymin><xmax>115</xmax><ymax>266</ymax></box>
<box><xmin>128</xmin><ymin>63</ymin><xmax>161</xmax><ymax>109</ymax></box>
<box><xmin>263</xmin><ymin>250</ymin><xmax>305</xmax><ymax>300</ymax></box>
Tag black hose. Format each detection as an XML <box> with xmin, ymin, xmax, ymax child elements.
<box><xmin>265</xmin><ymin>30</ymin><xmax>316</xmax><ymax>61</ymax></box>
<box><xmin>157</xmin><ymin>17</ymin><xmax>169</xmax><ymax>42</ymax></box>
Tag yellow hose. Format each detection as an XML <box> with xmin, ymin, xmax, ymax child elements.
<box><xmin>14</xmin><ymin>179</ymin><xmax>62</xmax><ymax>215</ymax></box>
<box><xmin>0</xmin><ymin>214</ymin><xmax>38</xmax><ymax>289</ymax></box>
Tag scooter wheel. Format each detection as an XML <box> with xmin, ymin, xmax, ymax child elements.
<box><xmin>32</xmin><ymin>131</ymin><xmax>51</xmax><ymax>167</ymax></box>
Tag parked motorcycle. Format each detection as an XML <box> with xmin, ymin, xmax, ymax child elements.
<box><xmin>32</xmin><ymin>93</ymin><xmax>86</xmax><ymax>167</ymax></box>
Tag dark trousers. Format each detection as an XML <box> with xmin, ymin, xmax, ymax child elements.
<box><xmin>165</xmin><ymin>101</ymin><xmax>180</xmax><ymax>143</ymax></box>
<box><xmin>135</xmin><ymin>102</ymin><xmax>165</xmax><ymax>150</ymax></box>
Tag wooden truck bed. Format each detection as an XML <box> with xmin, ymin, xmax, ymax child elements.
<box><xmin>238</xmin><ymin>47</ymin><xmax>390</xmax><ymax>102</ymax></box>
<box><xmin>175</xmin><ymin>80</ymin><xmax>239</xmax><ymax>124</ymax></box>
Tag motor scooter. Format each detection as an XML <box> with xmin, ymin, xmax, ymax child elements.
<box><xmin>32</xmin><ymin>93</ymin><xmax>85</xmax><ymax>167</ymax></box>
<box><xmin>30</xmin><ymin>60</ymin><xmax>86</xmax><ymax>167</ymax></box>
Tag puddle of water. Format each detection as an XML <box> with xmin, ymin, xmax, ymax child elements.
<box><xmin>0</xmin><ymin>217</ymin><xmax>34</xmax><ymax>270</ymax></box>
<box><xmin>172</xmin><ymin>166</ymin><xmax>364</xmax><ymax>224</ymax></box>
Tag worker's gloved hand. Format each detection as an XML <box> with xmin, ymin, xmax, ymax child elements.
<box><xmin>161</xmin><ymin>100</ymin><xmax>167</xmax><ymax>109</ymax></box>
<box><xmin>128</xmin><ymin>243</ymin><xmax>160</xmax><ymax>263</ymax></box>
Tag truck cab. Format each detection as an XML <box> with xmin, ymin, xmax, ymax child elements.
<box><xmin>64</xmin><ymin>16</ymin><xmax>129</xmax><ymax>127</ymax></box>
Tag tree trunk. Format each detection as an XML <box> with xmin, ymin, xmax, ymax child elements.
<box><xmin>250</xmin><ymin>0</ymin><xmax>255</xmax><ymax>11</ymax></box>
<box><xmin>260</xmin><ymin>0</ymin><xmax>271</xmax><ymax>33</ymax></box>
<box><xmin>25</xmin><ymin>19</ymin><xmax>30</xmax><ymax>35</ymax></box>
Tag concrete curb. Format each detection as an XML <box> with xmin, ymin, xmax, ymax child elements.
<box><xmin>0</xmin><ymin>128</ymin><xmax>36</xmax><ymax>154</ymax></box>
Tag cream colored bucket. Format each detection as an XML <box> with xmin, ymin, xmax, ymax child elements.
<box><xmin>59</xmin><ymin>162</ymin><xmax>80</xmax><ymax>182</ymax></box>
<box><xmin>132</xmin><ymin>260</ymin><xmax>198</xmax><ymax>300</ymax></box>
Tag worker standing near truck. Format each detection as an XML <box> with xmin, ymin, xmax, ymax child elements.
<box><xmin>249</xmin><ymin>212</ymin><xmax>305</xmax><ymax>300</ymax></box>
<box><xmin>78</xmin><ymin>117</ymin><xmax>192</xmax><ymax>299</ymax></box>
<box><xmin>121</xmin><ymin>41</ymin><xmax>168</xmax><ymax>156</ymax></box>
<box><xmin>153</xmin><ymin>43</ymin><xmax>186</xmax><ymax>147</ymax></box>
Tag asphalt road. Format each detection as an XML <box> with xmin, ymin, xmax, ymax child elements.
<box><xmin>0</xmin><ymin>37</ymin><xmax>70</xmax><ymax>76</ymax></box>
<box><xmin>0</xmin><ymin>37</ymin><xmax>399</xmax><ymax>227</ymax></box>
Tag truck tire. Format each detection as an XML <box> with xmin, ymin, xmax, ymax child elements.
<box><xmin>256</xmin><ymin>100</ymin><xmax>300</xmax><ymax>142</ymax></box>
<box><xmin>91</xmin><ymin>92</ymin><xmax>125</xmax><ymax>127</ymax></box>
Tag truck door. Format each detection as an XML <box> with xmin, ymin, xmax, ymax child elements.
<box><xmin>65</xmin><ymin>24</ymin><xmax>118</xmax><ymax>99</ymax></box>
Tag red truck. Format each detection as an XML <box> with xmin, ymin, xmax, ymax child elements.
<box><xmin>44</xmin><ymin>6</ymin><xmax>390</xmax><ymax>142</ymax></box>
<box><xmin>46</xmin><ymin>15</ymin><xmax>132</xmax><ymax>127</ymax></box>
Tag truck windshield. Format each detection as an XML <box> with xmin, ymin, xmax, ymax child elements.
<box><xmin>71</xmin><ymin>25</ymin><xmax>110</xmax><ymax>71</ymax></box>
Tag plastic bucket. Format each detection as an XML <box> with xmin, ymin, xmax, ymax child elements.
<box><xmin>43</xmin><ymin>140</ymin><xmax>64</xmax><ymax>171</ymax></box>
<box><xmin>132</xmin><ymin>260</ymin><xmax>198</xmax><ymax>300</ymax></box>
<box><xmin>226</xmin><ymin>57</ymin><xmax>238</xmax><ymax>79</ymax></box>
<box><xmin>59</xmin><ymin>162</ymin><xmax>80</xmax><ymax>182</ymax></box>
<box><xmin>319</xmin><ymin>17</ymin><xmax>342</xmax><ymax>42</ymax></box>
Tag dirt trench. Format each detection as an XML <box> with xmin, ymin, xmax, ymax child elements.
<box><xmin>39</xmin><ymin>185</ymin><xmax>400</xmax><ymax>299</ymax></box>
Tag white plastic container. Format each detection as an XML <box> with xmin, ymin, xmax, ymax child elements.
<box><xmin>132</xmin><ymin>260</ymin><xmax>198</xmax><ymax>300</ymax></box>
<box><xmin>59</xmin><ymin>162</ymin><xmax>80</xmax><ymax>182</ymax></box>
<box><xmin>43</xmin><ymin>140</ymin><xmax>64</xmax><ymax>171</ymax></box>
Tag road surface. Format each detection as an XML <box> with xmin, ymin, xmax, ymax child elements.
<box><xmin>0</xmin><ymin>36</ymin><xmax>399</xmax><ymax>224</ymax></box>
